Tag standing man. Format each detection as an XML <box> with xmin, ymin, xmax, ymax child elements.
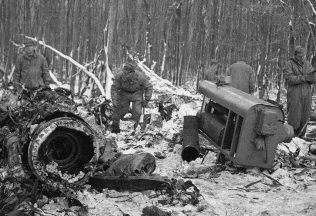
<box><xmin>204</xmin><ymin>59</ymin><xmax>221</xmax><ymax>82</ymax></box>
<box><xmin>13</xmin><ymin>40</ymin><xmax>51</xmax><ymax>90</ymax></box>
<box><xmin>111</xmin><ymin>62</ymin><xmax>153</xmax><ymax>133</ymax></box>
<box><xmin>228</xmin><ymin>59</ymin><xmax>255</xmax><ymax>94</ymax></box>
<box><xmin>284</xmin><ymin>46</ymin><xmax>316</xmax><ymax>137</ymax></box>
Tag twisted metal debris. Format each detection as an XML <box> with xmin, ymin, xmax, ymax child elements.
<box><xmin>0</xmin><ymin>86</ymin><xmax>97</xmax><ymax>186</ymax></box>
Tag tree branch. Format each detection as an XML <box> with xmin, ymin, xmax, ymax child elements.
<box><xmin>306</xmin><ymin>0</ymin><xmax>316</xmax><ymax>16</ymax></box>
<box><xmin>104</xmin><ymin>21</ymin><xmax>114</xmax><ymax>100</ymax></box>
<box><xmin>302</xmin><ymin>1</ymin><xmax>316</xmax><ymax>51</ymax></box>
<box><xmin>125</xmin><ymin>49</ymin><xmax>199</xmax><ymax>99</ymax></box>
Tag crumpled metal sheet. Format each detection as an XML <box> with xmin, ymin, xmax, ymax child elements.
<box><xmin>92</xmin><ymin>98</ymin><xmax>113</xmax><ymax>130</ymax></box>
<box><xmin>0</xmin><ymin>87</ymin><xmax>98</xmax><ymax>186</ymax></box>
<box><xmin>2</xmin><ymin>132</ymin><xmax>26</xmax><ymax>178</ymax></box>
<box><xmin>0</xmin><ymin>87</ymin><xmax>77</xmax><ymax>131</ymax></box>
<box><xmin>28</xmin><ymin>117</ymin><xmax>95</xmax><ymax>184</ymax></box>
<box><xmin>103</xmin><ymin>152</ymin><xmax>156</xmax><ymax>176</ymax></box>
<box><xmin>89</xmin><ymin>175</ymin><xmax>172</xmax><ymax>192</ymax></box>
<box><xmin>158</xmin><ymin>102</ymin><xmax>178</xmax><ymax>121</ymax></box>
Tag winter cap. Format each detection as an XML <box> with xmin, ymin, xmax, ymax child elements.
<box><xmin>24</xmin><ymin>40</ymin><xmax>36</xmax><ymax>47</ymax></box>
<box><xmin>123</xmin><ymin>62</ymin><xmax>136</xmax><ymax>72</ymax></box>
<box><xmin>294</xmin><ymin>46</ymin><xmax>306</xmax><ymax>56</ymax></box>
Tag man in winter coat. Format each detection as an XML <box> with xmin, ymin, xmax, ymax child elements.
<box><xmin>284</xmin><ymin>46</ymin><xmax>316</xmax><ymax>137</ymax></box>
<box><xmin>227</xmin><ymin>60</ymin><xmax>255</xmax><ymax>94</ymax></box>
<box><xmin>111</xmin><ymin>62</ymin><xmax>153</xmax><ymax>133</ymax></box>
<box><xmin>13</xmin><ymin>40</ymin><xmax>51</xmax><ymax>90</ymax></box>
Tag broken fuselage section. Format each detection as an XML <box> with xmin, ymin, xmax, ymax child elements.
<box><xmin>0</xmin><ymin>87</ymin><xmax>171</xmax><ymax>191</ymax></box>
<box><xmin>182</xmin><ymin>81</ymin><xmax>294</xmax><ymax>169</ymax></box>
<box><xmin>0</xmin><ymin>87</ymin><xmax>96</xmax><ymax>184</ymax></box>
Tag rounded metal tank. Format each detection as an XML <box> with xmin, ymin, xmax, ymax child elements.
<box><xmin>181</xmin><ymin>116</ymin><xmax>200</xmax><ymax>162</ymax></box>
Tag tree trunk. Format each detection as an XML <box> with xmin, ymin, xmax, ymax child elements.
<box><xmin>59</xmin><ymin>0</ymin><xmax>67</xmax><ymax>82</ymax></box>
<box><xmin>134</xmin><ymin>0</ymin><xmax>145</xmax><ymax>55</ymax></box>
<box><xmin>179</xmin><ymin>1</ymin><xmax>192</xmax><ymax>85</ymax></box>
<box><xmin>108</xmin><ymin>0</ymin><xmax>118</xmax><ymax>66</ymax></box>
<box><xmin>70</xmin><ymin>0</ymin><xmax>80</xmax><ymax>94</ymax></box>
<box><xmin>258</xmin><ymin>12</ymin><xmax>271</xmax><ymax>99</ymax></box>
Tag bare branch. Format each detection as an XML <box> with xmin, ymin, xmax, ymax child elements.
<box><xmin>306</xmin><ymin>0</ymin><xmax>316</xmax><ymax>16</ymax></box>
<box><xmin>126</xmin><ymin>50</ymin><xmax>199</xmax><ymax>99</ymax></box>
<box><xmin>104</xmin><ymin>21</ymin><xmax>114</xmax><ymax>100</ymax></box>
<box><xmin>301</xmin><ymin>1</ymin><xmax>316</xmax><ymax>51</ymax></box>
<box><xmin>21</xmin><ymin>35</ymin><xmax>106</xmax><ymax>96</ymax></box>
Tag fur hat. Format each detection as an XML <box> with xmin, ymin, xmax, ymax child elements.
<box><xmin>123</xmin><ymin>62</ymin><xmax>136</xmax><ymax>72</ymax></box>
<box><xmin>294</xmin><ymin>46</ymin><xmax>306</xmax><ymax>56</ymax></box>
<box><xmin>24</xmin><ymin>40</ymin><xmax>36</xmax><ymax>47</ymax></box>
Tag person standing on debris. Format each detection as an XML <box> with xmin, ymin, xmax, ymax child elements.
<box><xmin>111</xmin><ymin>62</ymin><xmax>153</xmax><ymax>133</ymax></box>
<box><xmin>284</xmin><ymin>46</ymin><xmax>316</xmax><ymax>137</ymax></box>
<box><xmin>13</xmin><ymin>40</ymin><xmax>51</xmax><ymax>90</ymax></box>
<box><xmin>227</xmin><ymin>59</ymin><xmax>255</xmax><ymax>94</ymax></box>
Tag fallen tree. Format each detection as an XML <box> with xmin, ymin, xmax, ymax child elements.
<box><xmin>21</xmin><ymin>35</ymin><xmax>107</xmax><ymax>97</ymax></box>
<box><xmin>125</xmin><ymin>48</ymin><xmax>200</xmax><ymax>99</ymax></box>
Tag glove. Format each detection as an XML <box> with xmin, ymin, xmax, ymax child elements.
<box><xmin>142</xmin><ymin>100</ymin><xmax>149</xmax><ymax>108</ymax></box>
<box><xmin>305</xmin><ymin>73</ymin><xmax>316</xmax><ymax>84</ymax></box>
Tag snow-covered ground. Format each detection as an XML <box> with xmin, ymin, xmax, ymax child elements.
<box><xmin>2</xmin><ymin>86</ymin><xmax>316</xmax><ymax>216</ymax></box>
<box><xmin>67</xmin><ymin>100</ymin><xmax>316</xmax><ymax>216</ymax></box>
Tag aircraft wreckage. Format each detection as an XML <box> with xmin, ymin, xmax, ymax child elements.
<box><xmin>0</xmin><ymin>86</ymin><xmax>172</xmax><ymax>191</ymax></box>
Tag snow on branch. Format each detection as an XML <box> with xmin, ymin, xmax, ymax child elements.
<box><xmin>306</xmin><ymin>0</ymin><xmax>316</xmax><ymax>16</ymax></box>
<box><xmin>103</xmin><ymin>24</ymin><xmax>114</xmax><ymax>100</ymax></box>
<box><xmin>126</xmin><ymin>51</ymin><xmax>199</xmax><ymax>99</ymax></box>
<box><xmin>22</xmin><ymin>35</ymin><xmax>106</xmax><ymax>96</ymax></box>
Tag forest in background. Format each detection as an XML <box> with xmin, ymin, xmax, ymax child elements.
<box><xmin>1</xmin><ymin>0</ymin><xmax>316</xmax><ymax>99</ymax></box>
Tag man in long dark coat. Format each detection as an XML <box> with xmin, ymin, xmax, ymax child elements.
<box><xmin>284</xmin><ymin>46</ymin><xmax>315</xmax><ymax>137</ymax></box>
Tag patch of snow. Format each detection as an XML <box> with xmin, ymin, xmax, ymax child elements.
<box><xmin>279</xmin><ymin>137</ymin><xmax>310</xmax><ymax>157</ymax></box>
<box><xmin>177</xmin><ymin>101</ymin><xmax>201</xmax><ymax>118</ymax></box>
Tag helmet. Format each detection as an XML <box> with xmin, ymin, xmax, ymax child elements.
<box><xmin>24</xmin><ymin>40</ymin><xmax>36</xmax><ymax>47</ymax></box>
<box><xmin>123</xmin><ymin>62</ymin><xmax>136</xmax><ymax>72</ymax></box>
<box><xmin>294</xmin><ymin>46</ymin><xmax>306</xmax><ymax>56</ymax></box>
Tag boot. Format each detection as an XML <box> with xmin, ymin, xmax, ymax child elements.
<box><xmin>111</xmin><ymin>125</ymin><xmax>121</xmax><ymax>134</ymax></box>
<box><xmin>133</xmin><ymin>122</ymin><xmax>138</xmax><ymax>130</ymax></box>
<box><xmin>130</xmin><ymin>123</ymin><xmax>138</xmax><ymax>136</ymax></box>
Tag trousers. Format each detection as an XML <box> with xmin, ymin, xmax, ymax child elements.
<box><xmin>112</xmin><ymin>91</ymin><xmax>143</xmax><ymax>127</ymax></box>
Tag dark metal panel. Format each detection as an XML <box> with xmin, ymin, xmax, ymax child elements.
<box><xmin>221</xmin><ymin>110</ymin><xmax>235</xmax><ymax>149</ymax></box>
<box><xmin>230</xmin><ymin>115</ymin><xmax>243</xmax><ymax>157</ymax></box>
<box><xmin>199</xmin><ymin>112</ymin><xmax>225</xmax><ymax>144</ymax></box>
<box><xmin>234</xmin><ymin>105</ymin><xmax>285</xmax><ymax>168</ymax></box>
<box><xmin>199</xmin><ymin>130</ymin><xmax>231</xmax><ymax>157</ymax></box>
<box><xmin>198</xmin><ymin>80</ymin><xmax>274</xmax><ymax>117</ymax></box>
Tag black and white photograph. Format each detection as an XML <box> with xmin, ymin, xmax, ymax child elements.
<box><xmin>1</xmin><ymin>0</ymin><xmax>316</xmax><ymax>215</ymax></box>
